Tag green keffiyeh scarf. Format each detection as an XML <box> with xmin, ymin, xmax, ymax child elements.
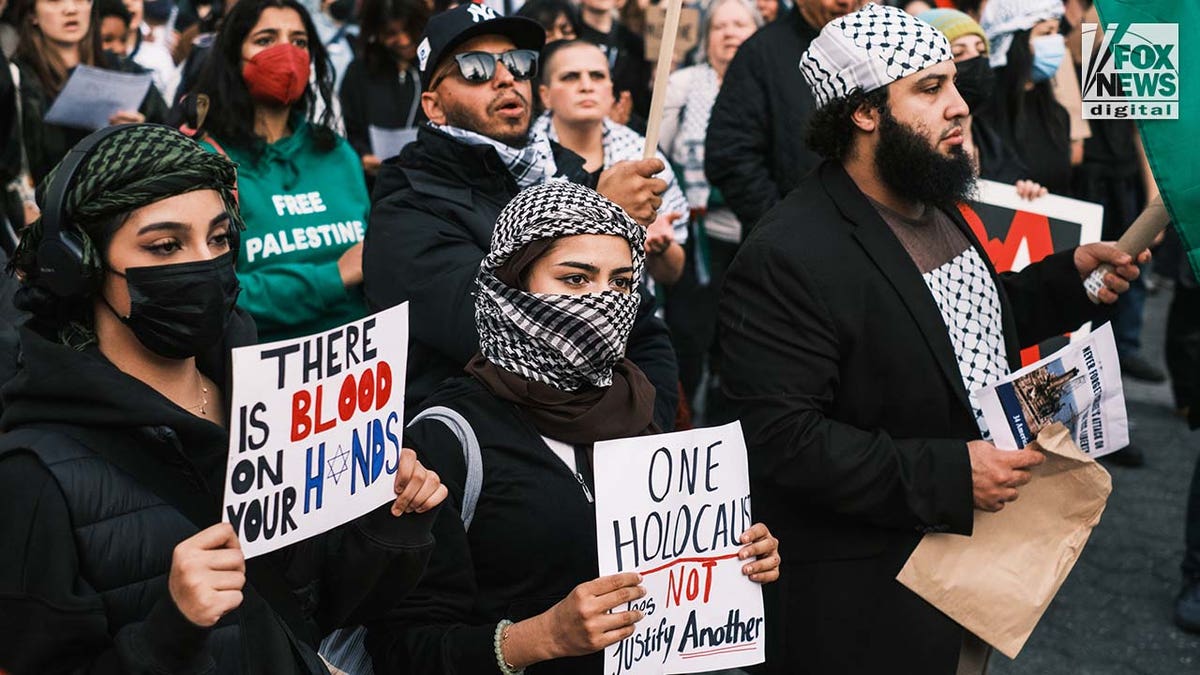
<box><xmin>14</xmin><ymin>124</ymin><xmax>243</xmax><ymax>284</ymax></box>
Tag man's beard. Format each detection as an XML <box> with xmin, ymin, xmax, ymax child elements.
<box><xmin>874</xmin><ymin>107</ymin><xmax>976</xmax><ymax>209</ymax></box>
<box><xmin>442</xmin><ymin>96</ymin><xmax>531</xmax><ymax>148</ymax></box>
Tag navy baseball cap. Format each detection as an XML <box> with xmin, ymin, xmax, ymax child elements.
<box><xmin>417</xmin><ymin>2</ymin><xmax>547</xmax><ymax>90</ymax></box>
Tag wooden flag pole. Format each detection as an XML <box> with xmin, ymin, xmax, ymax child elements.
<box><xmin>642</xmin><ymin>0</ymin><xmax>684</xmax><ymax>160</ymax></box>
<box><xmin>1084</xmin><ymin>193</ymin><xmax>1170</xmax><ymax>302</ymax></box>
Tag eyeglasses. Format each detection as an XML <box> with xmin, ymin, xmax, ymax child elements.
<box><xmin>431</xmin><ymin>49</ymin><xmax>540</xmax><ymax>89</ymax></box>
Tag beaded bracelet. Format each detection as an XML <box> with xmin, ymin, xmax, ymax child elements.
<box><xmin>494</xmin><ymin>619</ymin><xmax>524</xmax><ymax>675</ymax></box>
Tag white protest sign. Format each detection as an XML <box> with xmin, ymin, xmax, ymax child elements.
<box><xmin>222</xmin><ymin>304</ymin><xmax>409</xmax><ymax>558</ymax></box>
<box><xmin>593</xmin><ymin>421</ymin><xmax>765</xmax><ymax>675</ymax></box>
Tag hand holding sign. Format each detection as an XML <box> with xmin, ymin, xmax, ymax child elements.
<box><xmin>498</xmin><ymin>573</ymin><xmax>647</xmax><ymax>669</ymax></box>
<box><xmin>544</xmin><ymin>573</ymin><xmax>649</xmax><ymax>657</ymax></box>
<box><xmin>737</xmin><ymin>524</ymin><xmax>780</xmax><ymax>583</ymax></box>
<box><xmin>597</xmin><ymin>159</ymin><xmax>667</xmax><ymax>227</ymax></box>
<box><xmin>390</xmin><ymin>447</ymin><xmax>448</xmax><ymax>516</ymax></box>
<box><xmin>168</xmin><ymin>523</ymin><xmax>246</xmax><ymax>627</ymax></box>
<box><xmin>1074</xmin><ymin>242</ymin><xmax>1150</xmax><ymax>304</ymax></box>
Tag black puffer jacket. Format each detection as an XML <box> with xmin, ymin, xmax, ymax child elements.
<box><xmin>363</xmin><ymin>125</ymin><xmax>679</xmax><ymax>430</ymax></box>
<box><xmin>0</xmin><ymin>311</ymin><xmax>436</xmax><ymax>674</ymax></box>
<box><xmin>704</xmin><ymin>6</ymin><xmax>822</xmax><ymax>231</ymax></box>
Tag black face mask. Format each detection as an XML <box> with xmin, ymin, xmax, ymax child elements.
<box><xmin>955</xmin><ymin>56</ymin><xmax>996</xmax><ymax>113</ymax></box>
<box><xmin>107</xmin><ymin>253</ymin><xmax>241</xmax><ymax>360</ymax></box>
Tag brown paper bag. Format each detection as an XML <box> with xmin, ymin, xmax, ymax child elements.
<box><xmin>895</xmin><ymin>423</ymin><xmax>1112</xmax><ymax>658</ymax></box>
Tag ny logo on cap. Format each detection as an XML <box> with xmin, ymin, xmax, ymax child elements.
<box><xmin>468</xmin><ymin>2</ymin><xmax>497</xmax><ymax>23</ymax></box>
<box><xmin>417</xmin><ymin>37</ymin><xmax>431</xmax><ymax>71</ymax></box>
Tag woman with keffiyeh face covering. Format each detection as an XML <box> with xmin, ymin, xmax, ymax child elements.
<box><xmin>366</xmin><ymin>180</ymin><xmax>781</xmax><ymax>675</ymax></box>
<box><xmin>0</xmin><ymin>124</ymin><xmax>444</xmax><ymax>674</ymax></box>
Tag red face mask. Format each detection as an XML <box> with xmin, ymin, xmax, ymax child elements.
<box><xmin>242</xmin><ymin>43</ymin><xmax>311</xmax><ymax>106</ymax></box>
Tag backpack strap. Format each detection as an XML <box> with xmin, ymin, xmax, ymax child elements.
<box><xmin>319</xmin><ymin>406</ymin><xmax>483</xmax><ymax>674</ymax></box>
<box><xmin>407</xmin><ymin>406</ymin><xmax>482</xmax><ymax>529</ymax></box>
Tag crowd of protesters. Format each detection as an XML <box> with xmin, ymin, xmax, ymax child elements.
<box><xmin>0</xmin><ymin>0</ymin><xmax>1197</xmax><ymax>673</ymax></box>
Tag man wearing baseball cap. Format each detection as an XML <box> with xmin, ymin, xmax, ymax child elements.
<box><xmin>718</xmin><ymin>4</ymin><xmax>1147</xmax><ymax>673</ymax></box>
<box><xmin>363</xmin><ymin>2</ymin><xmax>679</xmax><ymax>428</ymax></box>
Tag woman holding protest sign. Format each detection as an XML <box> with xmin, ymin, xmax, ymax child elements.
<box><xmin>365</xmin><ymin>181</ymin><xmax>781</xmax><ymax>674</ymax></box>
<box><xmin>189</xmin><ymin>0</ymin><xmax>371</xmax><ymax>343</ymax></box>
<box><xmin>0</xmin><ymin>124</ymin><xmax>444</xmax><ymax>674</ymax></box>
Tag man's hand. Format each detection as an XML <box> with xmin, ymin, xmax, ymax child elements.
<box><xmin>968</xmin><ymin>440</ymin><xmax>1045</xmax><ymax>512</ymax></box>
<box><xmin>597</xmin><ymin>159</ymin><xmax>667</xmax><ymax>227</ymax></box>
<box><xmin>1074</xmin><ymin>242</ymin><xmax>1152</xmax><ymax>304</ymax></box>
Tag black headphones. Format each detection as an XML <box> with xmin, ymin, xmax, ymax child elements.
<box><xmin>36</xmin><ymin>124</ymin><xmax>138</xmax><ymax>298</ymax></box>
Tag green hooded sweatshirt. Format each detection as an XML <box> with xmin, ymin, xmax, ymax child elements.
<box><xmin>201</xmin><ymin>122</ymin><xmax>369</xmax><ymax>342</ymax></box>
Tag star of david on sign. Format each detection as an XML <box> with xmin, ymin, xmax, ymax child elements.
<box><xmin>468</xmin><ymin>3</ymin><xmax>496</xmax><ymax>23</ymax></box>
<box><xmin>328</xmin><ymin>445</ymin><xmax>351</xmax><ymax>485</ymax></box>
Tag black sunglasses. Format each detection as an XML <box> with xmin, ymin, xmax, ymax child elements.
<box><xmin>432</xmin><ymin>49</ymin><xmax>540</xmax><ymax>89</ymax></box>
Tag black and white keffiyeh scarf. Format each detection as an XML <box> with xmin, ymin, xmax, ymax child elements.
<box><xmin>433</xmin><ymin>122</ymin><xmax>560</xmax><ymax>188</ymax></box>
<box><xmin>801</xmin><ymin>3</ymin><xmax>954</xmax><ymax>108</ymax></box>
<box><xmin>666</xmin><ymin>63</ymin><xmax>720</xmax><ymax>210</ymax></box>
<box><xmin>475</xmin><ymin>181</ymin><xmax>646</xmax><ymax>392</ymax></box>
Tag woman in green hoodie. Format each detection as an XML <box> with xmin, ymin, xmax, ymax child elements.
<box><xmin>190</xmin><ymin>0</ymin><xmax>369</xmax><ymax>342</ymax></box>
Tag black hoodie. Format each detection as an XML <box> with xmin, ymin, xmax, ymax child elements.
<box><xmin>0</xmin><ymin>312</ymin><xmax>435</xmax><ymax>674</ymax></box>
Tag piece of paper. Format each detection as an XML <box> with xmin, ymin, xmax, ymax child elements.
<box><xmin>44</xmin><ymin>65</ymin><xmax>153</xmax><ymax>130</ymax></box>
<box><xmin>975</xmin><ymin>322</ymin><xmax>1129</xmax><ymax>458</ymax></box>
<box><xmin>897</xmin><ymin>423</ymin><xmax>1112</xmax><ymax>658</ymax></box>
<box><xmin>221</xmin><ymin>304</ymin><xmax>409</xmax><ymax>558</ymax></box>
<box><xmin>961</xmin><ymin>179</ymin><xmax>1104</xmax><ymax>365</ymax></box>
<box><xmin>368</xmin><ymin>125</ymin><xmax>419</xmax><ymax>161</ymax></box>
<box><xmin>593</xmin><ymin>422</ymin><xmax>765</xmax><ymax>675</ymax></box>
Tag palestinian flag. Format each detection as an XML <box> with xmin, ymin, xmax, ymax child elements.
<box><xmin>1093</xmin><ymin>0</ymin><xmax>1200</xmax><ymax>280</ymax></box>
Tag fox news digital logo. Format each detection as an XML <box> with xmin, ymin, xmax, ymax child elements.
<box><xmin>1081</xmin><ymin>23</ymin><xmax>1178</xmax><ymax>119</ymax></box>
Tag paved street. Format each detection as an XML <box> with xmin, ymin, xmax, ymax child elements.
<box><xmin>991</xmin><ymin>289</ymin><xmax>1200</xmax><ymax>675</ymax></box>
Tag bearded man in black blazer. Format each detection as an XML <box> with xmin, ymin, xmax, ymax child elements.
<box><xmin>719</xmin><ymin>5</ymin><xmax>1150</xmax><ymax>674</ymax></box>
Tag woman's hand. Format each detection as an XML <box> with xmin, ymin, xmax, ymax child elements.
<box><xmin>109</xmin><ymin>110</ymin><xmax>146</xmax><ymax>126</ymax></box>
<box><xmin>644</xmin><ymin>212</ymin><xmax>679</xmax><ymax>256</ymax></box>
<box><xmin>738</xmin><ymin>523</ymin><xmax>780</xmax><ymax>584</ymax></box>
<box><xmin>362</xmin><ymin>154</ymin><xmax>382</xmax><ymax>176</ymax></box>
<box><xmin>502</xmin><ymin>573</ymin><xmax>645</xmax><ymax>667</ymax></box>
<box><xmin>337</xmin><ymin>242</ymin><xmax>364</xmax><ymax>288</ymax></box>
<box><xmin>390</xmin><ymin>447</ymin><xmax>448</xmax><ymax>516</ymax></box>
<box><xmin>168</xmin><ymin>522</ymin><xmax>246</xmax><ymax>627</ymax></box>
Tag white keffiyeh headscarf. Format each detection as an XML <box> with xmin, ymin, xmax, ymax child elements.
<box><xmin>800</xmin><ymin>3</ymin><xmax>953</xmax><ymax>109</ymax></box>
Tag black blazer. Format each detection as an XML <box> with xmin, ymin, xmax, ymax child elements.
<box><xmin>718</xmin><ymin>162</ymin><xmax>1102</xmax><ymax>674</ymax></box>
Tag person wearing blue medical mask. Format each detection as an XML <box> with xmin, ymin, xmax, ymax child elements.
<box><xmin>1029</xmin><ymin>18</ymin><xmax>1066</xmax><ymax>82</ymax></box>
<box><xmin>979</xmin><ymin>0</ymin><xmax>1073</xmax><ymax>195</ymax></box>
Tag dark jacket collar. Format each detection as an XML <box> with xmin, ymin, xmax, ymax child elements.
<box><xmin>816</xmin><ymin>161</ymin><xmax>1020</xmax><ymax>412</ymax></box>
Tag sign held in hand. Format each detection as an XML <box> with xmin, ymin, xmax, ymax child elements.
<box><xmin>221</xmin><ymin>304</ymin><xmax>409</xmax><ymax>558</ymax></box>
<box><xmin>593</xmin><ymin>421</ymin><xmax>765</xmax><ymax>675</ymax></box>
